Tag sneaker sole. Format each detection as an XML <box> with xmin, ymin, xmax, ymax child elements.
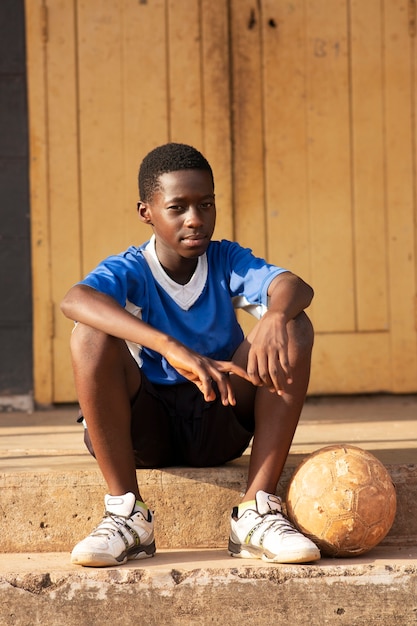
<box><xmin>71</xmin><ymin>541</ymin><xmax>156</xmax><ymax>568</ymax></box>
<box><xmin>228</xmin><ymin>539</ymin><xmax>320</xmax><ymax>564</ymax></box>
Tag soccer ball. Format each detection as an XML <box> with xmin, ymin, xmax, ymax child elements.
<box><xmin>285</xmin><ymin>444</ymin><xmax>397</xmax><ymax>557</ymax></box>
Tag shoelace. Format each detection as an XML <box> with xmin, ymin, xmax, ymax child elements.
<box><xmin>90</xmin><ymin>512</ymin><xmax>133</xmax><ymax>538</ymax></box>
<box><xmin>260</xmin><ymin>511</ymin><xmax>299</xmax><ymax>537</ymax></box>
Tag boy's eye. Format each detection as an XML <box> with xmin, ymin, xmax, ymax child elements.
<box><xmin>167</xmin><ymin>202</ymin><xmax>213</xmax><ymax>211</ymax></box>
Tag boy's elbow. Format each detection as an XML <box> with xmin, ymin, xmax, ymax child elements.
<box><xmin>306</xmin><ymin>282</ymin><xmax>314</xmax><ymax>305</ymax></box>
<box><xmin>301</xmin><ymin>281</ymin><xmax>314</xmax><ymax>310</ymax></box>
<box><xmin>60</xmin><ymin>293</ymin><xmax>72</xmax><ymax>319</ymax></box>
<box><xmin>60</xmin><ymin>285</ymin><xmax>80</xmax><ymax>319</ymax></box>
<box><xmin>290</xmin><ymin>273</ymin><xmax>314</xmax><ymax>305</ymax></box>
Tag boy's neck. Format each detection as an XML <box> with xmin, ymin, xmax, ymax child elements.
<box><xmin>150</xmin><ymin>236</ymin><xmax>201</xmax><ymax>285</ymax></box>
<box><xmin>160</xmin><ymin>258</ymin><xmax>198</xmax><ymax>285</ymax></box>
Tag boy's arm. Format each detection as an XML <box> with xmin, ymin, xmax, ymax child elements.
<box><xmin>61</xmin><ymin>284</ymin><xmax>169</xmax><ymax>353</ymax></box>
<box><xmin>267</xmin><ymin>271</ymin><xmax>313</xmax><ymax>319</ymax></box>
<box><xmin>61</xmin><ymin>284</ymin><xmax>249</xmax><ymax>405</ymax></box>
<box><xmin>245</xmin><ymin>272</ymin><xmax>314</xmax><ymax>395</ymax></box>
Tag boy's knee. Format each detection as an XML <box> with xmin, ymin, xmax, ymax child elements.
<box><xmin>70</xmin><ymin>323</ymin><xmax>114</xmax><ymax>360</ymax></box>
<box><xmin>288</xmin><ymin>312</ymin><xmax>314</xmax><ymax>356</ymax></box>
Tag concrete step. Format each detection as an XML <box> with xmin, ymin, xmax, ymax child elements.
<box><xmin>0</xmin><ymin>396</ymin><xmax>416</xmax><ymax>625</ymax></box>
<box><xmin>1</xmin><ymin>395</ymin><xmax>416</xmax><ymax>553</ymax></box>
<box><xmin>0</xmin><ymin>547</ymin><xmax>416</xmax><ymax>625</ymax></box>
<box><xmin>1</xmin><ymin>456</ymin><xmax>417</xmax><ymax>553</ymax></box>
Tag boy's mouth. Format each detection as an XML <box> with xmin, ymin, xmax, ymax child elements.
<box><xmin>181</xmin><ymin>234</ymin><xmax>207</xmax><ymax>248</ymax></box>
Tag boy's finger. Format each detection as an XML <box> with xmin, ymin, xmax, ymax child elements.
<box><xmin>271</xmin><ymin>362</ymin><xmax>293</xmax><ymax>395</ymax></box>
<box><xmin>217</xmin><ymin>373</ymin><xmax>233</xmax><ymax>406</ymax></box>
<box><xmin>229</xmin><ymin>362</ymin><xmax>253</xmax><ymax>382</ymax></box>
<box><xmin>211</xmin><ymin>368</ymin><xmax>235</xmax><ymax>405</ymax></box>
<box><xmin>201</xmin><ymin>375</ymin><xmax>216</xmax><ymax>402</ymax></box>
<box><xmin>218</xmin><ymin>361</ymin><xmax>251</xmax><ymax>382</ymax></box>
<box><xmin>278</xmin><ymin>356</ymin><xmax>292</xmax><ymax>381</ymax></box>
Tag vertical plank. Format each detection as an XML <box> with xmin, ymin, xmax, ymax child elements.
<box><xmin>24</xmin><ymin>0</ymin><xmax>53</xmax><ymax>404</ymax></box>
<box><xmin>262</xmin><ymin>0</ymin><xmax>311</xmax><ymax>281</ymax></box>
<box><xmin>201</xmin><ymin>0</ymin><xmax>233</xmax><ymax>240</ymax></box>
<box><xmin>46</xmin><ymin>0</ymin><xmax>80</xmax><ymax>401</ymax></box>
<box><xmin>306</xmin><ymin>0</ymin><xmax>355</xmax><ymax>332</ymax></box>
<box><xmin>167</xmin><ymin>0</ymin><xmax>203</xmax><ymax>146</ymax></box>
<box><xmin>229</xmin><ymin>0</ymin><xmax>265</xmax><ymax>337</ymax></box>
<box><xmin>383</xmin><ymin>0</ymin><xmax>417</xmax><ymax>391</ymax></box>
<box><xmin>230</xmin><ymin>0</ymin><xmax>266</xmax><ymax>257</ymax></box>
<box><xmin>77</xmin><ymin>0</ymin><xmax>127</xmax><ymax>272</ymax></box>
<box><xmin>350</xmin><ymin>0</ymin><xmax>388</xmax><ymax>331</ymax></box>
<box><xmin>122</xmin><ymin>0</ymin><xmax>168</xmax><ymax>244</ymax></box>
<box><xmin>412</xmin><ymin>0</ymin><xmax>417</xmax><ymax>365</ymax></box>
<box><xmin>414</xmin><ymin>1</ymin><xmax>417</xmax><ymax>342</ymax></box>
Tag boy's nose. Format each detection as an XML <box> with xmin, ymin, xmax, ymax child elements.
<box><xmin>184</xmin><ymin>206</ymin><xmax>203</xmax><ymax>226</ymax></box>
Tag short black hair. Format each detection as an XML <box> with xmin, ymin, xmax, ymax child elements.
<box><xmin>138</xmin><ymin>143</ymin><xmax>214</xmax><ymax>202</ymax></box>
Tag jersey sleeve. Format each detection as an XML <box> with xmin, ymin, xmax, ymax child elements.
<box><xmin>78</xmin><ymin>246</ymin><xmax>147</xmax><ymax>307</ymax></box>
<box><xmin>221</xmin><ymin>240</ymin><xmax>288</xmax><ymax>319</ymax></box>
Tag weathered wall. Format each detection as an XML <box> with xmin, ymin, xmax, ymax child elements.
<box><xmin>0</xmin><ymin>0</ymin><xmax>32</xmax><ymax>408</ymax></box>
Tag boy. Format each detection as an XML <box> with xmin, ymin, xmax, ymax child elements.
<box><xmin>61</xmin><ymin>142</ymin><xmax>320</xmax><ymax>567</ymax></box>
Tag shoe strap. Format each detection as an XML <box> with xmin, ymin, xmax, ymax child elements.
<box><xmin>255</xmin><ymin>491</ymin><xmax>282</xmax><ymax>515</ymax></box>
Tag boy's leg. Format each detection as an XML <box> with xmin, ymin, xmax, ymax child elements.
<box><xmin>70</xmin><ymin>322</ymin><xmax>142</xmax><ymax>499</ymax></box>
<box><xmin>70</xmin><ymin>323</ymin><xmax>158</xmax><ymax>567</ymax></box>
<box><xmin>231</xmin><ymin>311</ymin><xmax>314</xmax><ymax>501</ymax></box>
<box><xmin>228</xmin><ymin>312</ymin><xmax>319</xmax><ymax>563</ymax></box>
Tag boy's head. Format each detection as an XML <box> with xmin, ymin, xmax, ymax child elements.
<box><xmin>138</xmin><ymin>143</ymin><xmax>214</xmax><ymax>202</ymax></box>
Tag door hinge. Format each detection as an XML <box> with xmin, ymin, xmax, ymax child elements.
<box><xmin>409</xmin><ymin>0</ymin><xmax>416</xmax><ymax>37</ymax></box>
<box><xmin>41</xmin><ymin>2</ymin><xmax>48</xmax><ymax>44</ymax></box>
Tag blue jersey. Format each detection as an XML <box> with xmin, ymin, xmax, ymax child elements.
<box><xmin>79</xmin><ymin>237</ymin><xmax>287</xmax><ymax>385</ymax></box>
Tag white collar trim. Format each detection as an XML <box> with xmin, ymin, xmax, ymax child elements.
<box><xmin>142</xmin><ymin>235</ymin><xmax>208</xmax><ymax>310</ymax></box>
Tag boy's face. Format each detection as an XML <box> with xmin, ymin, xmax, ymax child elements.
<box><xmin>138</xmin><ymin>169</ymin><xmax>216</xmax><ymax>266</ymax></box>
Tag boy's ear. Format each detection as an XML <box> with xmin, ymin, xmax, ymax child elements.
<box><xmin>137</xmin><ymin>201</ymin><xmax>153</xmax><ymax>224</ymax></box>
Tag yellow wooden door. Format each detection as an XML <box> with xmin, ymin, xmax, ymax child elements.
<box><xmin>72</xmin><ymin>0</ymin><xmax>235</xmax><ymax>267</ymax></box>
<box><xmin>26</xmin><ymin>0</ymin><xmax>234</xmax><ymax>403</ymax></box>
<box><xmin>231</xmin><ymin>0</ymin><xmax>417</xmax><ymax>394</ymax></box>
<box><xmin>26</xmin><ymin>0</ymin><xmax>417</xmax><ymax>403</ymax></box>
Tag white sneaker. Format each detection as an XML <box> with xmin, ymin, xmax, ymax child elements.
<box><xmin>71</xmin><ymin>492</ymin><xmax>156</xmax><ymax>567</ymax></box>
<box><xmin>228</xmin><ymin>491</ymin><xmax>320</xmax><ymax>563</ymax></box>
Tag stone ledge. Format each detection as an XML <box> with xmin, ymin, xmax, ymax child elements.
<box><xmin>1</xmin><ymin>459</ymin><xmax>416</xmax><ymax>553</ymax></box>
<box><xmin>0</xmin><ymin>547</ymin><xmax>416</xmax><ymax>626</ymax></box>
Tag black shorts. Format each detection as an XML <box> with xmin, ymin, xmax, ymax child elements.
<box><xmin>83</xmin><ymin>374</ymin><xmax>254</xmax><ymax>469</ymax></box>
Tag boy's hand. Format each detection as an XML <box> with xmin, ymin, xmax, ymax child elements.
<box><xmin>164</xmin><ymin>341</ymin><xmax>250</xmax><ymax>405</ymax></box>
<box><xmin>246</xmin><ymin>310</ymin><xmax>293</xmax><ymax>396</ymax></box>
<box><xmin>248</xmin><ymin>271</ymin><xmax>313</xmax><ymax>395</ymax></box>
